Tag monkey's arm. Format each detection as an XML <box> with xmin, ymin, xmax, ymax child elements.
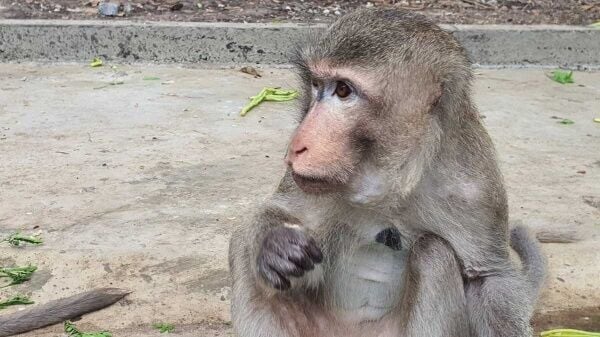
<box><xmin>229</xmin><ymin>198</ymin><xmax>326</xmax><ymax>337</ymax></box>
<box><xmin>0</xmin><ymin>288</ymin><xmax>130</xmax><ymax>337</ymax></box>
<box><xmin>230</xmin><ymin>198</ymin><xmax>322</xmax><ymax>292</ymax></box>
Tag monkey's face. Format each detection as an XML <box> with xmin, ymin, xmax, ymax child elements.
<box><xmin>285</xmin><ymin>64</ymin><xmax>442</xmax><ymax>198</ymax></box>
<box><xmin>285</xmin><ymin>67</ymin><xmax>379</xmax><ymax>195</ymax></box>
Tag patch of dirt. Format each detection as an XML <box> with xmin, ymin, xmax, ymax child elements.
<box><xmin>534</xmin><ymin>307</ymin><xmax>600</xmax><ymax>333</ymax></box>
<box><xmin>0</xmin><ymin>0</ymin><xmax>599</xmax><ymax>25</ymax></box>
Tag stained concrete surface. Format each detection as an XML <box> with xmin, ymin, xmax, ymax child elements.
<box><xmin>0</xmin><ymin>64</ymin><xmax>599</xmax><ymax>336</ymax></box>
<box><xmin>1</xmin><ymin>21</ymin><xmax>600</xmax><ymax>68</ymax></box>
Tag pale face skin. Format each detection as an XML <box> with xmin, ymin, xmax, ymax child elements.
<box><xmin>285</xmin><ymin>65</ymin><xmax>381</xmax><ymax>196</ymax></box>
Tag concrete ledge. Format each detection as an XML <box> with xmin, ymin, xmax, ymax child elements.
<box><xmin>0</xmin><ymin>20</ymin><xmax>599</xmax><ymax>67</ymax></box>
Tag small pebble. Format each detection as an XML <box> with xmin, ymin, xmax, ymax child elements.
<box><xmin>98</xmin><ymin>2</ymin><xmax>119</xmax><ymax>16</ymax></box>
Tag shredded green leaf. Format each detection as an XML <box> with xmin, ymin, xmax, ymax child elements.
<box><xmin>0</xmin><ymin>265</ymin><xmax>37</xmax><ymax>287</ymax></box>
<box><xmin>550</xmin><ymin>70</ymin><xmax>574</xmax><ymax>84</ymax></box>
<box><xmin>240</xmin><ymin>87</ymin><xmax>298</xmax><ymax>116</ymax></box>
<box><xmin>594</xmin><ymin>118</ymin><xmax>600</xmax><ymax>123</ymax></box>
<box><xmin>0</xmin><ymin>295</ymin><xmax>34</xmax><ymax>309</ymax></box>
<box><xmin>143</xmin><ymin>76</ymin><xmax>161</xmax><ymax>81</ymax></box>
<box><xmin>541</xmin><ymin>328</ymin><xmax>600</xmax><ymax>337</ymax></box>
<box><xmin>64</xmin><ymin>321</ymin><xmax>112</xmax><ymax>337</ymax></box>
<box><xmin>153</xmin><ymin>322</ymin><xmax>175</xmax><ymax>333</ymax></box>
<box><xmin>557</xmin><ymin>119</ymin><xmax>575</xmax><ymax>125</ymax></box>
<box><xmin>3</xmin><ymin>232</ymin><xmax>43</xmax><ymax>246</ymax></box>
<box><xmin>90</xmin><ymin>57</ymin><xmax>103</xmax><ymax>68</ymax></box>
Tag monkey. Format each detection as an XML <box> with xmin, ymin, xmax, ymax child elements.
<box><xmin>0</xmin><ymin>288</ymin><xmax>129</xmax><ymax>337</ymax></box>
<box><xmin>229</xmin><ymin>8</ymin><xmax>547</xmax><ymax>337</ymax></box>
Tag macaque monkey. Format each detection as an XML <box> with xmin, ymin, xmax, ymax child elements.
<box><xmin>229</xmin><ymin>8</ymin><xmax>546</xmax><ymax>337</ymax></box>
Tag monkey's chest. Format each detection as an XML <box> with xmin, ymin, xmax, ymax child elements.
<box><xmin>329</xmin><ymin>238</ymin><xmax>408</xmax><ymax>323</ymax></box>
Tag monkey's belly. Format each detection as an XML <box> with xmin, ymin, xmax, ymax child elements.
<box><xmin>330</xmin><ymin>243</ymin><xmax>408</xmax><ymax>323</ymax></box>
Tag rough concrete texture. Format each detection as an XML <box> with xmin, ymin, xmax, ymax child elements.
<box><xmin>1</xmin><ymin>20</ymin><xmax>600</xmax><ymax>68</ymax></box>
<box><xmin>0</xmin><ymin>64</ymin><xmax>599</xmax><ymax>336</ymax></box>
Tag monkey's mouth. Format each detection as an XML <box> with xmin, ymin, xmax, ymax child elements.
<box><xmin>292</xmin><ymin>172</ymin><xmax>342</xmax><ymax>194</ymax></box>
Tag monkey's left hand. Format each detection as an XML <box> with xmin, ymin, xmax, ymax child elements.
<box><xmin>257</xmin><ymin>226</ymin><xmax>323</xmax><ymax>290</ymax></box>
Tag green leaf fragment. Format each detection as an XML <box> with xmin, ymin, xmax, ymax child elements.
<box><xmin>0</xmin><ymin>295</ymin><xmax>34</xmax><ymax>309</ymax></box>
<box><xmin>240</xmin><ymin>87</ymin><xmax>299</xmax><ymax>116</ymax></box>
<box><xmin>65</xmin><ymin>321</ymin><xmax>112</xmax><ymax>337</ymax></box>
<box><xmin>590</xmin><ymin>21</ymin><xmax>600</xmax><ymax>28</ymax></box>
<box><xmin>0</xmin><ymin>265</ymin><xmax>37</xmax><ymax>287</ymax></box>
<box><xmin>153</xmin><ymin>322</ymin><xmax>175</xmax><ymax>333</ymax></box>
<box><xmin>594</xmin><ymin>118</ymin><xmax>600</xmax><ymax>123</ymax></box>
<box><xmin>90</xmin><ymin>57</ymin><xmax>103</xmax><ymax>68</ymax></box>
<box><xmin>550</xmin><ymin>70</ymin><xmax>574</xmax><ymax>84</ymax></box>
<box><xmin>557</xmin><ymin>119</ymin><xmax>575</xmax><ymax>125</ymax></box>
<box><xmin>3</xmin><ymin>232</ymin><xmax>43</xmax><ymax>246</ymax></box>
<box><xmin>143</xmin><ymin>76</ymin><xmax>161</xmax><ymax>81</ymax></box>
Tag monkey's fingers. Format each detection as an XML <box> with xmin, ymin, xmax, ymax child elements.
<box><xmin>286</xmin><ymin>245</ymin><xmax>316</xmax><ymax>271</ymax></box>
<box><xmin>304</xmin><ymin>238</ymin><xmax>323</xmax><ymax>264</ymax></box>
<box><xmin>277</xmin><ymin>227</ymin><xmax>323</xmax><ymax>265</ymax></box>
<box><xmin>261</xmin><ymin>243</ymin><xmax>312</xmax><ymax>273</ymax></box>
<box><xmin>258</xmin><ymin>257</ymin><xmax>291</xmax><ymax>290</ymax></box>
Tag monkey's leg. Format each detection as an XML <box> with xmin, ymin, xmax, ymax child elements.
<box><xmin>465</xmin><ymin>271</ymin><xmax>533</xmax><ymax>337</ymax></box>
<box><xmin>454</xmin><ymin>228</ymin><xmax>544</xmax><ymax>337</ymax></box>
<box><xmin>464</xmin><ymin>227</ymin><xmax>545</xmax><ymax>337</ymax></box>
<box><xmin>400</xmin><ymin>235</ymin><xmax>470</xmax><ymax>337</ymax></box>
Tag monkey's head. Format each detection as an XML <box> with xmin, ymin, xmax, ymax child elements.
<box><xmin>285</xmin><ymin>8</ymin><xmax>474</xmax><ymax>200</ymax></box>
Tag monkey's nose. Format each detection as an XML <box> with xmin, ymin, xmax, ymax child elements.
<box><xmin>285</xmin><ymin>145</ymin><xmax>308</xmax><ymax>165</ymax></box>
<box><xmin>294</xmin><ymin>147</ymin><xmax>308</xmax><ymax>156</ymax></box>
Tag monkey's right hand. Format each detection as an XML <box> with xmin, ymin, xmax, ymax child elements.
<box><xmin>257</xmin><ymin>226</ymin><xmax>323</xmax><ymax>290</ymax></box>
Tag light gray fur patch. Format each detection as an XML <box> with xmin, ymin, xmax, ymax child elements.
<box><xmin>330</xmin><ymin>240</ymin><xmax>408</xmax><ymax>323</ymax></box>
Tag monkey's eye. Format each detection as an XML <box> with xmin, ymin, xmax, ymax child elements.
<box><xmin>334</xmin><ymin>81</ymin><xmax>352</xmax><ymax>99</ymax></box>
<box><xmin>311</xmin><ymin>80</ymin><xmax>319</xmax><ymax>88</ymax></box>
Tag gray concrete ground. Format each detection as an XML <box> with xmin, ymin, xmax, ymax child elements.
<box><xmin>0</xmin><ymin>64</ymin><xmax>599</xmax><ymax>336</ymax></box>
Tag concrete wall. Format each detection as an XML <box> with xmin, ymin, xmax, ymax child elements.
<box><xmin>1</xmin><ymin>20</ymin><xmax>599</xmax><ymax>67</ymax></box>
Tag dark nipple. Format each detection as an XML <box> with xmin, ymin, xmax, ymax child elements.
<box><xmin>375</xmin><ymin>227</ymin><xmax>402</xmax><ymax>251</ymax></box>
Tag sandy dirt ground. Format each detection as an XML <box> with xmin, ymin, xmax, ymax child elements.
<box><xmin>0</xmin><ymin>64</ymin><xmax>599</xmax><ymax>336</ymax></box>
<box><xmin>1</xmin><ymin>0</ymin><xmax>599</xmax><ymax>25</ymax></box>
